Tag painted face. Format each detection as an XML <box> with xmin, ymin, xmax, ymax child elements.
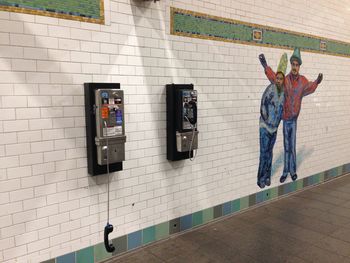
<box><xmin>276</xmin><ymin>73</ymin><xmax>284</xmax><ymax>88</ymax></box>
<box><xmin>291</xmin><ymin>60</ymin><xmax>300</xmax><ymax>76</ymax></box>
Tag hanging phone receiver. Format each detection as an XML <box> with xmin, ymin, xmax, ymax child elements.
<box><xmin>104</xmin><ymin>223</ymin><xmax>115</xmax><ymax>253</ymax></box>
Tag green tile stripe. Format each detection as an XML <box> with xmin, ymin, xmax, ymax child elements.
<box><xmin>44</xmin><ymin>163</ymin><xmax>348</xmax><ymax>263</ymax></box>
<box><xmin>0</xmin><ymin>0</ymin><xmax>104</xmax><ymax>24</ymax></box>
<box><xmin>170</xmin><ymin>7</ymin><xmax>350</xmax><ymax>58</ymax></box>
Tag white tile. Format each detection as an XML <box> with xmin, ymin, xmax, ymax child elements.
<box><xmin>6</xmin><ymin>143</ymin><xmax>30</xmax><ymax>156</ymax></box>
<box><xmin>29</xmin><ymin>119</ymin><xmax>53</xmax><ymax>130</ymax></box>
<box><xmin>17</xmin><ymin>131</ymin><xmax>42</xmax><ymax>143</ymax></box>
<box><xmin>0</xmin><ymin>109</ymin><xmax>15</xmax><ymax>120</ymax></box>
<box><xmin>9</xmin><ymin>188</ymin><xmax>33</xmax><ymax>202</ymax></box>
<box><xmin>16</xmin><ymin>108</ymin><xmax>40</xmax><ymax>119</ymax></box>
<box><xmin>19</xmin><ymin>153</ymin><xmax>43</xmax><ymax>166</ymax></box>
<box><xmin>10</xmin><ymin>34</ymin><xmax>35</xmax><ymax>47</ymax></box>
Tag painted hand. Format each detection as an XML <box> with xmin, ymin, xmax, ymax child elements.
<box><xmin>316</xmin><ymin>73</ymin><xmax>323</xmax><ymax>84</ymax></box>
<box><xmin>259</xmin><ymin>54</ymin><xmax>267</xmax><ymax>68</ymax></box>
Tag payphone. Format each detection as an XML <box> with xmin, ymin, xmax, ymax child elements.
<box><xmin>84</xmin><ymin>83</ymin><xmax>127</xmax><ymax>253</ymax></box>
<box><xmin>166</xmin><ymin>84</ymin><xmax>199</xmax><ymax>161</ymax></box>
<box><xmin>84</xmin><ymin>83</ymin><xmax>126</xmax><ymax>175</ymax></box>
<box><xmin>95</xmin><ymin>89</ymin><xmax>126</xmax><ymax>165</ymax></box>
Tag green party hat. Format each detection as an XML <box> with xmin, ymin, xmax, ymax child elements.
<box><xmin>290</xmin><ymin>47</ymin><xmax>302</xmax><ymax>65</ymax></box>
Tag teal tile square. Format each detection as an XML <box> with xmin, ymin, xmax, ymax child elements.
<box><xmin>155</xmin><ymin>222</ymin><xmax>169</xmax><ymax>241</ymax></box>
<box><xmin>231</xmin><ymin>199</ymin><xmax>240</xmax><ymax>212</ymax></box>
<box><xmin>284</xmin><ymin>183</ymin><xmax>293</xmax><ymax>194</ymax></box>
<box><xmin>337</xmin><ymin>166</ymin><xmax>343</xmax><ymax>176</ymax></box>
<box><xmin>262</xmin><ymin>189</ymin><xmax>271</xmax><ymax>201</ymax></box>
<box><xmin>193</xmin><ymin>211</ymin><xmax>203</xmax><ymax>227</ymax></box>
<box><xmin>222</xmin><ymin>201</ymin><xmax>232</xmax><ymax>215</ymax></box>
<box><xmin>240</xmin><ymin>196</ymin><xmax>249</xmax><ymax>210</ymax></box>
<box><xmin>143</xmin><ymin>226</ymin><xmax>156</xmax><ymax>245</ymax></box>
<box><xmin>94</xmin><ymin>242</ymin><xmax>112</xmax><ymax>262</ymax></box>
<box><xmin>256</xmin><ymin>191</ymin><xmax>264</xmax><ymax>204</ymax></box>
<box><xmin>296</xmin><ymin>179</ymin><xmax>304</xmax><ymax>190</ymax></box>
<box><xmin>313</xmin><ymin>174</ymin><xmax>320</xmax><ymax>184</ymax></box>
<box><xmin>57</xmin><ymin>253</ymin><xmax>75</xmax><ymax>263</ymax></box>
<box><xmin>290</xmin><ymin>181</ymin><xmax>297</xmax><ymax>192</ymax></box>
<box><xmin>77</xmin><ymin>246</ymin><xmax>94</xmax><ymax>263</ymax></box>
<box><xmin>269</xmin><ymin>187</ymin><xmax>278</xmax><ymax>199</ymax></box>
<box><xmin>203</xmin><ymin>208</ymin><xmax>214</xmax><ymax>223</ymax></box>
<box><xmin>180</xmin><ymin>214</ymin><xmax>192</xmax><ymax>231</ymax></box>
<box><xmin>329</xmin><ymin>168</ymin><xmax>338</xmax><ymax>177</ymax></box>
<box><xmin>112</xmin><ymin>235</ymin><xmax>127</xmax><ymax>256</ymax></box>
<box><xmin>319</xmin><ymin>172</ymin><xmax>325</xmax><ymax>182</ymax></box>
<box><xmin>127</xmin><ymin>230</ymin><xmax>142</xmax><ymax>250</ymax></box>
<box><xmin>344</xmin><ymin>163</ymin><xmax>350</xmax><ymax>173</ymax></box>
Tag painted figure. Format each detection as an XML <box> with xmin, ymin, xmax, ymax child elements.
<box><xmin>257</xmin><ymin>53</ymin><xmax>287</xmax><ymax>189</ymax></box>
<box><xmin>259</xmin><ymin>48</ymin><xmax>323</xmax><ymax>183</ymax></box>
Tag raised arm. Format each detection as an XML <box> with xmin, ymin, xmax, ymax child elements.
<box><xmin>259</xmin><ymin>54</ymin><xmax>276</xmax><ymax>84</ymax></box>
<box><xmin>302</xmin><ymin>73</ymin><xmax>323</xmax><ymax>96</ymax></box>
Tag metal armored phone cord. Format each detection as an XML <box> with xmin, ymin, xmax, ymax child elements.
<box><xmin>103</xmin><ymin>120</ymin><xmax>115</xmax><ymax>253</ymax></box>
<box><xmin>184</xmin><ymin>116</ymin><xmax>197</xmax><ymax>161</ymax></box>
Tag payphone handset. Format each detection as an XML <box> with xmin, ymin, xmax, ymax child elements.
<box><xmin>95</xmin><ymin>89</ymin><xmax>126</xmax><ymax>165</ymax></box>
<box><xmin>176</xmin><ymin>89</ymin><xmax>198</xmax><ymax>160</ymax></box>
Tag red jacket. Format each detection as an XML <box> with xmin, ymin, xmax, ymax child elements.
<box><xmin>265</xmin><ymin>66</ymin><xmax>318</xmax><ymax>120</ymax></box>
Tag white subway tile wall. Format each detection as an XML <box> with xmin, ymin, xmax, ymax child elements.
<box><xmin>0</xmin><ymin>0</ymin><xmax>350</xmax><ymax>262</ymax></box>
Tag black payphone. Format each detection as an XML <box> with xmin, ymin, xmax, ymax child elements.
<box><xmin>166</xmin><ymin>84</ymin><xmax>199</xmax><ymax>161</ymax></box>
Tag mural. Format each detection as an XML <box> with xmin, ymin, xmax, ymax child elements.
<box><xmin>258</xmin><ymin>48</ymin><xmax>323</xmax><ymax>188</ymax></box>
<box><xmin>171</xmin><ymin>7</ymin><xmax>350</xmax><ymax>58</ymax></box>
<box><xmin>0</xmin><ymin>0</ymin><xmax>104</xmax><ymax>24</ymax></box>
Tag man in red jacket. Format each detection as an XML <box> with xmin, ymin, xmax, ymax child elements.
<box><xmin>259</xmin><ymin>48</ymin><xmax>323</xmax><ymax>183</ymax></box>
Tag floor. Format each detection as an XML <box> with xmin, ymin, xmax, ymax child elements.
<box><xmin>105</xmin><ymin>175</ymin><xmax>350</xmax><ymax>263</ymax></box>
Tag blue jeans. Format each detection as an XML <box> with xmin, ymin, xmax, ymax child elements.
<box><xmin>258</xmin><ymin>127</ymin><xmax>277</xmax><ymax>183</ymax></box>
<box><xmin>283</xmin><ymin>119</ymin><xmax>297</xmax><ymax>176</ymax></box>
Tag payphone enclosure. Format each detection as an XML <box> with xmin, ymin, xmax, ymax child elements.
<box><xmin>84</xmin><ymin>83</ymin><xmax>126</xmax><ymax>176</ymax></box>
<box><xmin>166</xmin><ymin>84</ymin><xmax>199</xmax><ymax>161</ymax></box>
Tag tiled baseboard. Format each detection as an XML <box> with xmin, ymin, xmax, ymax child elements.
<box><xmin>42</xmin><ymin>163</ymin><xmax>350</xmax><ymax>263</ymax></box>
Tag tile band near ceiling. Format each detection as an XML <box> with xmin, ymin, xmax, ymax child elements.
<box><xmin>0</xmin><ymin>0</ymin><xmax>104</xmax><ymax>24</ymax></box>
<box><xmin>170</xmin><ymin>7</ymin><xmax>350</xmax><ymax>58</ymax></box>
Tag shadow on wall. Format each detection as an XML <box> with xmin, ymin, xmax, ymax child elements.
<box><xmin>0</xmin><ymin>14</ymin><xmax>117</xmax><ymax>262</ymax></box>
<box><xmin>111</xmin><ymin>1</ymin><xmax>200</xmax><ymax>224</ymax></box>
<box><xmin>271</xmin><ymin>145</ymin><xmax>314</xmax><ymax>177</ymax></box>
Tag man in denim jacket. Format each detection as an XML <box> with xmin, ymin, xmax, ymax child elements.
<box><xmin>257</xmin><ymin>54</ymin><xmax>287</xmax><ymax>188</ymax></box>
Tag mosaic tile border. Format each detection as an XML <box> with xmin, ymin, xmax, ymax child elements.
<box><xmin>0</xmin><ymin>0</ymin><xmax>104</xmax><ymax>24</ymax></box>
<box><xmin>43</xmin><ymin>162</ymin><xmax>350</xmax><ymax>263</ymax></box>
<box><xmin>170</xmin><ymin>7</ymin><xmax>350</xmax><ymax>58</ymax></box>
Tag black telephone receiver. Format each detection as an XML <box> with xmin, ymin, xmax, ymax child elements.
<box><xmin>187</xmin><ymin>100</ymin><xmax>197</xmax><ymax>125</ymax></box>
<box><xmin>180</xmin><ymin>90</ymin><xmax>197</xmax><ymax>131</ymax></box>
<box><xmin>104</xmin><ymin>223</ymin><xmax>115</xmax><ymax>253</ymax></box>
